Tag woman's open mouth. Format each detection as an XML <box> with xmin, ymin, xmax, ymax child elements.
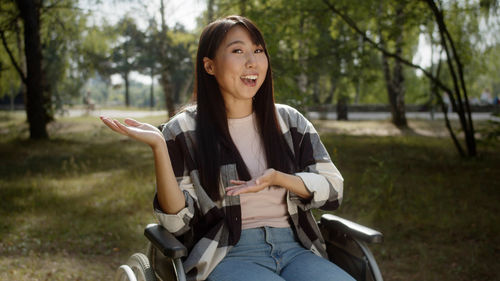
<box><xmin>240</xmin><ymin>75</ymin><xmax>258</xmax><ymax>87</ymax></box>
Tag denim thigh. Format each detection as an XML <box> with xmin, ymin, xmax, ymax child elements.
<box><xmin>206</xmin><ymin>227</ymin><xmax>354</xmax><ymax>281</ymax></box>
<box><xmin>280</xmin><ymin>250</ymin><xmax>355</xmax><ymax>281</ymax></box>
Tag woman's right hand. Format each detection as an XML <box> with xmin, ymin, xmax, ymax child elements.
<box><xmin>100</xmin><ymin>116</ymin><xmax>165</xmax><ymax>149</ymax></box>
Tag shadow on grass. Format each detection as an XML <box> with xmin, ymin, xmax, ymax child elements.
<box><xmin>0</xmin><ymin>136</ymin><xmax>152</xmax><ymax>180</ymax></box>
<box><xmin>1</xmin><ymin>118</ymin><xmax>500</xmax><ymax>281</ymax></box>
<box><xmin>321</xmin><ymin>133</ymin><xmax>500</xmax><ymax>281</ymax></box>
<box><xmin>0</xmin><ymin>181</ymin><xmax>150</xmax><ymax>254</ymax></box>
<box><xmin>0</xmin><ymin>135</ymin><xmax>156</xmax><ymax>259</ymax></box>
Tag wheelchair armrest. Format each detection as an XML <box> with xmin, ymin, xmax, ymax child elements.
<box><xmin>320</xmin><ymin>214</ymin><xmax>383</xmax><ymax>244</ymax></box>
<box><xmin>144</xmin><ymin>224</ymin><xmax>188</xmax><ymax>259</ymax></box>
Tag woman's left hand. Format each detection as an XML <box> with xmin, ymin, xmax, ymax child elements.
<box><xmin>226</xmin><ymin>168</ymin><xmax>277</xmax><ymax>196</ymax></box>
<box><xmin>100</xmin><ymin>116</ymin><xmax>165</xmax><ymax>149</ymax></box>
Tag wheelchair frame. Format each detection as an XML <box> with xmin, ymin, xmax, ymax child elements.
<box><xmin>115</xmin><ymin>214</ymin><xmax>383</xmax><ymax>281</ymax></box>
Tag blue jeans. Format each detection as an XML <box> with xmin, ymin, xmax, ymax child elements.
<box><xmin>206</xmin><ymin>227</ymin><xmax>355</xmax><ymax>281</ymax></box>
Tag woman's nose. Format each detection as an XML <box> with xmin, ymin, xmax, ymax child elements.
<box><xmin>245</xmin><ymin>53</ymin><xmax>256</xmax><ymax>68</ymax></box>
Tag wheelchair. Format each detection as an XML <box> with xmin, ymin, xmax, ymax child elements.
<box><xmin>114</xmin><ymin>214</ymin><xmax>383</xmax><ymax>281</ymax></box>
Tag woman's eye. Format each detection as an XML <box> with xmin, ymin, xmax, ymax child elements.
<box><xmin>255</xmin><ymin>49</ymin><xmax>264</xmax><ymax>53</ymax></box>
<box><xmin>232</xmin><ymin>49</ymin><xmax>243</xmax><ymax>54</ymax></box>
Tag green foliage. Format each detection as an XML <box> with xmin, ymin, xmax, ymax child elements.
<box><xmin>206</xmin><ymin>0</ymin><xmax>430</xmax><ymax>106</ymax></box>
<box><xmin>163</xmin><ymin>26</ymin><xmax>196</xmax><ymax>105</ymax></box>
<box><xmin>111</xmin><ymin>16</ymin><xmax>144</xmax><ymax>77</ymax></box>
<box><xmin>0</xmin><ymin>0</ymin><xmax>116</xmax><ymax>114</ymax></box>
<box><xmin>205</xmin><ymin>0</ymin><xmax>500</xmax><ymax>110</ymax></box>
<box><xmin>41</xmin><ymin>3</ymin><xmax>88</xmax><ymax>112</ymax></box>
<box><xmin>0</xmin><ymin>1</ymin><xmax>23</xmax><ymax>101</ymax></box>
<box><xmin>3</xmin><ymin>0</ymin><xmax>497</xmax><ymax>113</ymax></box>
<box><xmin>0</xmin><ymin>52</ymin><xmax>20</xmax><ymax>102</ymax></box>
<box><xmin>419</xmin><ymin>1</ymin><xmax>500</xmax><ymax>101</ymax></box>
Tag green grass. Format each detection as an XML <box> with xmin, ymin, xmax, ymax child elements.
<box><xmin>0</xmin><ymin>112</ymin><xmax>499</xmax><ymax>280</ymax></box>
<box><xmin>0</xmin><ymin>113</ymin><xmax>164</xmax><ymax>280</ymax></box>
<box><xmin>318</xmin><ymin>128</ymin><xmax>500</xmax><ymax>281</ymax></box>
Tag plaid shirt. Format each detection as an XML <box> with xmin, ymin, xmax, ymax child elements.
<box><xmin>154</xmin><ymin>104</ymin><xmax>343</xmax><ymax>281</ymax></box>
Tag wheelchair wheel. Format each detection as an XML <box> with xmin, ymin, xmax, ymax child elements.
<box><xmin>114</xmin><ymin>265</ymin><xmax>138</xmax><ymax>281</ymax></box>
<box><xmin>127</xmin><ymin>253</ymin><xmax>157</xmax><ymax>281</ymax></box>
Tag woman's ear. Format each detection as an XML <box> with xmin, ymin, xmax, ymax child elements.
<box><xmin>203</xmin><ymin>57</ymin><xmax>215</xmax><ymax>75</ymax></box>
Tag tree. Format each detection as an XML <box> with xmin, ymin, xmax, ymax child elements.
<box><xmin>110</xmin><ymin>16</ymin><xmax>144</xmax><ymax>107</ymax></box>
<box><xmin>211</xmin><ymin>0</ymin><xmax>386</xmax><ymax>115</ymax></box>
<box><xmin>166</xmin><ymin>25</ymin><xmax>196</xmax><ymax>106</ymax></box>
<box><xmin>137</xmin><ymin>20</ymin><xmax>194</xmax><ymax>110</ymax></box>
<box><xmin>423</xmin><ymin>0</ymin><xmax>476</xmax><ymax>156</ymax></box>
<box><xmin>138</xmin><ymin>19</ymin><xmax>162</xmax><ymax>109</ymax></box>
<box><xmin>321</xmin><ymin>0</ymin><xmax>496</xmax><ymax>157</ymax></box>
<box><xmin>377</xmin><ymin>0</ymin><xmax>408</xmax><ymax>128</ymax></box>
<box><xmin>14</xmin><ymin>0</ymin><xmax>47</xmax><ymax>139</ymax></box>
<box><xmin>42</xmin><ymin>3</ymin><xmax>96</xmax><ymax>113</ymax></box>
<box><xmin>158</xmin><ymin>0</ymin><xmax>175</xmax><ymax>117</ymax></box>
<box><xmin>1</xmin><ymin>0</ymin><xmax>103</xmax><ymax>139</ymax></box>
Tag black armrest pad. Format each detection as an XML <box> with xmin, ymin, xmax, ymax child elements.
<box><xmin>144</xmin><ymin>224</ymin><xmax>188</xmax><ymax>259</ymax></box>
<box><xmin>320</xmin><ymin>214</ymin><xmax>383</xmax><ymax>244</ymax></box>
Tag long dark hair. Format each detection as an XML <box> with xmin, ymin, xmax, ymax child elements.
<box><xmin>193</xmin><ymin>15</ymin><xmax>294</xmax><ymax>201</ymax></box>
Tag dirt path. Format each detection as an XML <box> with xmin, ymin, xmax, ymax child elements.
<box><xmin>313</xmin><ymin>119</ymin><xmax>463</xmax><ymax>137</ymax></box>
<box><xmin>63</xmin><ymin>108</ymin><xmax>167</xmax><ymax>118</ymax></box>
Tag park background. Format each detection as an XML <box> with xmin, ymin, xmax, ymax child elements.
<box><xmin>1</xmin><ymin>0</ymin><xmax>500</xmax><ymax>280</ymax></box>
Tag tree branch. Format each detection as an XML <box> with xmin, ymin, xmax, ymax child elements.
<box><xmin>322</xmin><ymin>0</ymin><xmax>469</xmax><ymax>156</ymax></box>
<box><xmin>425</xmin><ymin>0</ymin><xmax>476</xmax><ymax>156</ymax></box>
<box><xmin>321</xmin><ymin>0</ymin><xmax>454</xmax><ymax>98</ymax></box>
<box><xmin>436</xmin><ymin>3</ymin><xmax>475</xmax><ymax>140</ymax></box>
<box><xmin>0</xmin><ymin>30</ymin><xmax>27</xmax><ymax>84</ymax></box>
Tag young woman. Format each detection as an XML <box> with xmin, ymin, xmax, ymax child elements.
<box><xmin>101</xmin><ymin>15</ymin><xmax>354</xmax><ymax>281</ymax></box>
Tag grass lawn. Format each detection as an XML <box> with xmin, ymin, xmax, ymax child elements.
<box><xmin>0</xmin><ymin>111</ymin><xmax>499</xmax><ymax>280</ymax></box>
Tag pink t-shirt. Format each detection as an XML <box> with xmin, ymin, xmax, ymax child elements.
<box><xmin>228</xmin><ymin>112</ymin><xmax>290</xmax><ymax>229</ymax></box>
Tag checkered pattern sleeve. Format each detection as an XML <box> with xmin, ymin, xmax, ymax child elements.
<box><xmin>277</xmin><ymin>104</ymin><xmax>343</xmax><ymax>211</ymax></box>
<box><xmin>153</xmin><ymin>111</ymin><xmax>199</xmax><ymax>236</ymax></box>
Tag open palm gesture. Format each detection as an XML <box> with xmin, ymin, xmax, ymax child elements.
<box><xmin>100</xmin><ymin>116</ymin><xmax>165</xmax><ymax>149</ymax></box>
<box><xmin>225</xmin><ymin>168</ymin><xmax>277</xmax><ymax>196</ymax></box>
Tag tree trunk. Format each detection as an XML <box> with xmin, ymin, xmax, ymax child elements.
<box><xmin>354</xmin><ymin>77</ymin><xmax>361</xmax><ymax>104</ymax></box>
<box><xmin>325</xmin><ymin>77</ymin><xmax>337</xmax><ymax>104</ymax></box>
<box><xmin>296</xmin><ymin>16</ymin><xmax>308</xmax><ymax>96</ymax></box>
<box><xmin>312</xmin><ymin>79</ymin><xmax>320</xmax><ymax>104</ymax></box>
<box><xmin>379</xmin><ymin>2</ymin><xmax>407</xmax><ymax>128</ymax></box>
<box><xmin>16</xmin><ymin>0</ymin><xmax>48</xmax><ymax>139</ymax></box>
<box><xmin>337</xmin><ymin>95</ymin><xmax>348</xmax><ymax>120</ymax></box>
<box><xmin>15</xmin><ymin>18</ymin><xmax>27</xmax><ymax>110</ymax></box>
<box><xmin>160</xmin><ymin>73</ymin><xmax>175</xmax><ymax>117</ymax></box>
<box><xmin>124</xmin><ymin>73</ymin><xmax>130</xmax><ymax>107</ymax></box>
<box><xmin>354</xmin><ymin>34</ymin><xmax>363</xmax><ymax>104</ymax></box>
<box><xmin>150</xmin><ymin>68</ymin><xmax>155</xmax><ymax>108</ymax></box>
<box><xmin>322</xmin><ymin>0</ymin><xmax>475</xmax><ymax>157</ymax></box>
<box><xmin>179</xmin><ymin>72</ymin><xmax>193</xmax><ymax>104</ymax></box>
<box><xmin>160</xmin><ymin>0</ymin><xmax>174</xmax><ymax>118</ymax></box>
<box><xmin>392</xmin><ymin>4</ymin><xmax>407</xmax><ymax>128</ymax></box>
<box><xmin>207</xmin><ymin>0</ymin><xmax>215</xmax><ymax>23</ymax></box>
<box><xmin>390</xmin><ymin>42</ymin><xmax>407</xmax><ymax>127</ymax></box>
<box><xmin>381</xmin><ymin>55</ymin><xmax>407</xmax><ymax>128</ymax></box>
<box><xmin>425</xmin><ymin>0</ymin><xmax>476</xmax><ymax>157</ymax></box>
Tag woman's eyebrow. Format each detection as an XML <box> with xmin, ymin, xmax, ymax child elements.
<box><xmin>225</xmin><ymin>40</ymin><xmax>245</xmax><ymax>48</ymax></box>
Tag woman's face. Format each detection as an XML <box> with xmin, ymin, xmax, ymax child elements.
<box><xmin>204</xmin><ymin>25</ymin><xmax>269</xmax><ymax>106</ymax></box>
